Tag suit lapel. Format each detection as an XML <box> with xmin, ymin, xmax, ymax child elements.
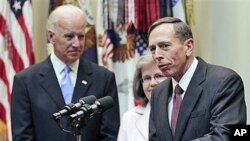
<box><xmin>71</xmin><ymin>59</ymin><xmax>93</xmax><ymax>103</ymax></box>
<box><xmin>39</xmin><ymin>58</ymin><xmax>94</xmax><ymax>108</ymax></box>
<box><xmin>175</xmin><ymin>84</ymin><xmax>202</xmax><ymax>140</ymax></box>
<box><xmin>175</xmin><ymin>57</ymin><xmax>207</xmax><ymax>141</ymax></box>
<box><xmin>157</xmin><ymin>79</ymin><xmax>174</xmax><ymax>140</ymax></box>
<box><xmin>40</xmin><ymin>58</ymin><xmax>65</xmax><ymax>109</ymax></box>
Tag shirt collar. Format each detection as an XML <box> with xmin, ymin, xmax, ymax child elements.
<box><xmin>172</xmin><ymin>58</ymin><xmax>198</xmax><ymax>92</ymax></box>
<box><xmin>50</xmin><ymin>51</ymin><xmax>79</xmax><ymax>74</ymax></box>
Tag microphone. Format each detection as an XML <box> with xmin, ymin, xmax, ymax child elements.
<box><xmin>69</xmin><ymin>96</ymin><xmax>113</xmax><ymax>120</ymax></box>
<box><xmin>53</xmin><ymin>95</ymin><xmax>97</xmax><ymax>120</ymax></box>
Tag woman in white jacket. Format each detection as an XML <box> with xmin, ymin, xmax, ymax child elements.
<box><xmin>117</xmin><ymin>54</ymin><xmax>167</xmax><ymax>141</ymax></box>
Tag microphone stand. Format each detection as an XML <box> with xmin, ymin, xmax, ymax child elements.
<box><xmin>69</xmin><ymin>104</ymin><xmax>92</xmax><ymax>141</ymax></box>
<box><xmin>70</xmin><ymin>117</ymin><xmax>85</xmax><ymax>141</ymax></box>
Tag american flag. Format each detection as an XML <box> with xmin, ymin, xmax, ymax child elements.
<box><xmin>101</xmin><ymin>29</ymin><xmax>121</xmax><ymax>66</ymax></box>
<box><xmin>0</xmin><ymin>0</ymin><xmax>34</xmax><ymax>141</ymax></box>
<box><xmin>102</xmin><ymin>30</ymin><xmax>114</xmax><ymax>66</ymax></box>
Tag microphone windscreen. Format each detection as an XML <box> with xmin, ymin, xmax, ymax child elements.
<box><xmin>98</xmin><ymin>96</ymin><xmax>113</xmax><ymax>111</ymax></box>
<box><xmin>79</xmin><ymin>95</ymin><xmax>97</xmax><ymax>105</ymax></box>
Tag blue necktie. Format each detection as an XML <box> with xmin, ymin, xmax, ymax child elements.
<box><xmin>61</xmin><ymin>66</ymin><xmax>74</xmax><ymax>104</ymax></box>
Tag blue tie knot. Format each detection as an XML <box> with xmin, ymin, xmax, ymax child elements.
<box><xmin>63</xmin><ymin>66</ymin><xmax>71</xmax><ymax>74</ymax></box>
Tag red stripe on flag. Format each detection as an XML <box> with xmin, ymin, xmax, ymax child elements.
<box><xmin>0</xmin><ymin>14</ymin><xmax>25</xmax><ymax>73</ymax></box>
<box><xmin>0</xmin><ymin>103</ymin><xmax>7</xmax><ymax>123</ymax></box>
<box><xmin>17</xmin><ymin>16</ymin><xmax>34</xmax><ymax>65</ymax></box>
<box><xmin>1</xmin><ymin>1</ymin><xmax>34</xmax><ymax>140</ymax></box>
<box><xmin>0</xmin><ymin>59</ymin><xmax>11</xmax><ymax>103</ymax></box>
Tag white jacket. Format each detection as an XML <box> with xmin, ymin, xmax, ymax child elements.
<box><xmin>117</xmin><ymin>103</ymin><xmax>150</xmax><ymax>141</ymax></box>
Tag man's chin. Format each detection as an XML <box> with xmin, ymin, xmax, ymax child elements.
<box><xmin>68</xmin><ymin>52</ymin><xmax>81</xmax><ymax>58</ymax></box>
<box><xmin>67</xmin><ymin>55</ymin><xmax>80</xmax><ymax>62</ymax></box>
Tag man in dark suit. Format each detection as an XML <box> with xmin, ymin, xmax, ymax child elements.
<box><xmin>148</xmin><ymin>17</ymin><xmax>246</xmax><ymax>141</ymax></box>
<box><xmin>11</xmin><ymin>5</ymin><xmax>120</xmax><ymax>141</ymax></box>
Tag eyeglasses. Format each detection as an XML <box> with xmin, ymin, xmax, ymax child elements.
<box><xmin>141</xmin><ymin>74</ymin><xmax>167</xmax><ymax>84</ymax></box>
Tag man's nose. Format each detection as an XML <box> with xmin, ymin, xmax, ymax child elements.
<box><xmin>72</xmin><ymin>36</ymin><xmax>80</xmax><ymax>47</ymax></box>
<box><xmin>154</xmin><ymin>47</ymin><xmax>163</xmax><ymax>60</ymax></box>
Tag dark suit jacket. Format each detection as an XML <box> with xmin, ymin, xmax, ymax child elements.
<box><xmin>11</xmin><ymin>57</ymin><xmax>120</xmax><ymax>141</ymax></box>
<box><xmin>149</xmin><ymin>57</ymin><xmax>246</xmax><ymax>141</ymax></box>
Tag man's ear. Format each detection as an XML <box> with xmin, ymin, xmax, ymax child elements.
<box><xmin>47</xmin><ymin>30</ymin><xmax>55</xmax><ymax>44</ymax></box>
<box><xmin>184</xmin><ymin>38</ymin><xmax>194</xmax><ymax>56</ymax></box>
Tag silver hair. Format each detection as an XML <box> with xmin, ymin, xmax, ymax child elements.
<box><xmin>148</xmin><ymin>17</ymin><xmax>193</xmax><ymax>43</ymax></box>
<box><xmin>46</xmin><ymin>4</ymin><xmax>85</xmax><ymax>32</ymax></box>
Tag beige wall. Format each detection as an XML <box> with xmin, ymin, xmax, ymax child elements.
<box><xmin>32</xmin><ymin>0</ymin><xmax>250</xmax><ymax>123</ymax></box>
<box><xmin>193</xmin><ymin>0</ymin><xmax>250</xmax><ymax>123</ymax></box>
<box><xmin>33</xmin><ymin>0</ymin><xmax>49</xmax><ymax>62</ymax></box>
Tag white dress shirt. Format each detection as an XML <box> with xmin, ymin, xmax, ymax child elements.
<box><xmin>50</xmin><ymin>51</ymin><xmax>79</xmax><ymax>87</ymax></box>
<box><xmin>168</xmin><ymin>58</ymin><xmax>198</xmax><ymax>125</ymax></box>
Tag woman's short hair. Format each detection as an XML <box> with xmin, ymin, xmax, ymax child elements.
<box><xmin>133</xmin><ymin>53</ymin><xmax>155</xmax><ymax>106</ymax></box>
